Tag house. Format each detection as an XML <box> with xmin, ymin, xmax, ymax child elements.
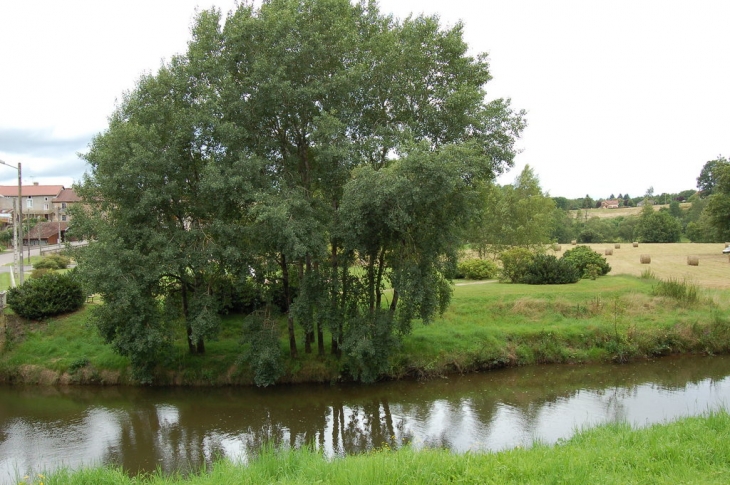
<box><xmin>52</xmin><ymin>188</ymin><xmax>81</xmax><ymax>223</ymax></box>
<box><xmin>23</xmin><ymin>221</ymin><xmax>70</xmax><ymax>246</ymax></box>
<box><xmin>600</xmin><ymin>199</ymin><xmax>620</xmax><ymax>209</ymax></box>
<box><xmin>0</xmin><ymin>183</ymin><xmax>66</xmax><ymax>222</ymax></box>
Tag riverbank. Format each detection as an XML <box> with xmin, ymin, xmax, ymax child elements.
<box><xmin>21</xmin><ymin>410</ymin><xmax>730</xmax><ymax>484</ymax></box>
<box><xmin>1</xmin><ymin>274</ymin><xmax>729</xmax><ymax>386</ymax></box>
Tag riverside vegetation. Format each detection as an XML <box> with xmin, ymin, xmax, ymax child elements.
<box><xmin>2</xmin><ymin>266</ymin><xmax>729</xmax><ymax>386</ymax></box>
<box><xmin>18</xmin><ymin>410</ymin><xmax>730</xmax><ymax>484</ymax></box>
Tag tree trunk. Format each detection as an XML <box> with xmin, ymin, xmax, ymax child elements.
<box><xmin>280</xmin><ymin>254</ymin><xmax>298</xmax><ymax>358</ymax></box>
<box><xmin>182</xmin><ymin>283</ymin><xmax>196</xmax><ymax>354</ymax></box>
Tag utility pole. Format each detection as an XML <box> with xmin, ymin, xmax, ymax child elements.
<box><xmin>0</xmin><ymin>159</ymin><xmax>23</xmax><ymax>284</ymax></box>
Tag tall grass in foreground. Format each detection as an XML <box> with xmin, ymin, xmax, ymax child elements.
<box><xmin>652</xmin><ymin>277</ymin><xmax>700</xmax><ymax>306</ymax></box>
<box><xmin>28</xmin><ymin>411</ymin><xmax>730</xmax><ymax>484</ymax></box>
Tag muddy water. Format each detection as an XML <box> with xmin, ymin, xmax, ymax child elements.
<box><xmin>2</xmin><ymin>355</ymin><xmax>730</xmax><ymax>483</ymax></box>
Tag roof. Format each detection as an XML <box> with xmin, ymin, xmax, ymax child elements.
<box><xmin>0</xmin><ymin>185</ymin><xmax>65</xmax><ymax>197</ymax></box>
<box><xmin>24</xmin><ymin>221</ymin><xmax>69</xmax><ymax>240</ymax></box>
<box><xmin>52</xmin><ymin>188</ymin><xmax>81</xmax><ymax>203</ymax></box>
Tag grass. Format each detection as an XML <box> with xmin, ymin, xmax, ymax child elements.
<box><xmin>25</xmin><ymin>410</ymin><xmax>730</xmax><ymax>484</ymax></box>
<box><xmin>566</xmin><ymin>242</ymin><xmax>730</xmax><ymax>288</ymax></box>
<box><xmin>2</xmin><ymin>243</ymin><xmax>730</xmax><ymax>385</ymax></box>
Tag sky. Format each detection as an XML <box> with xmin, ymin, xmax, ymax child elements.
<box><xmin>1</xmin><ymin>0</ymin><xmax>728</xmax><ymax>199</ymax></box>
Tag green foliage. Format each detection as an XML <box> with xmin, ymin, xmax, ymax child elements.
<box><xmin>561</xmin><ymin>246</ymin><xmax>611</xmax><ymax>278</ymax></box>
<box><xmin>697</xmin><ymin>156</ymin><xmax>728</xmax><ymax>197</ymax></box>
<box><xmin>342</xmin><ymin>311</ymin><xmax>401</xmax><ymax>383</ymax></box>
<box><xmin>457</xmin><ymin>258</ymin><xmax>499</xmax><ymax>280</ymax></box>
<box><xmin>30</xmin><ymin>267</ymin><xmax>54</xmax><ymax>279</ymax></box>
<box><xmin>520</xmin><ymin>254</ymin><xmax>580</xmax><ymax>285</ymax></box>
<box><xmin>652</xmin><ymin>277</ymin><xmax>699</xmax><ymax>306</ymax></box>
<box><xmin>74</xmin><ymin>0</ymin><xmax>525</xmax><ymax>382</ymax></box>
<box><xmin>241</xmin><ymin>311</ymin><xmax>285</xmax><ymax>387</ymax></box>
<box><xmin>499</xmin><ymin>247</ymin><xmax>535</xmax><ymax>283</ymax></box>
<box><xmin>6</xmin><ymin>271</ymin><xmax>85</xmax><ymax>320</ymax></box>
<box><xmin>637</xmin><ymin>207</ymin><xmax>682</xmax><ymax>243</ymax></box>
<box><xmin>468</xmin><ymin>165</ymin><xmax>555</xmax><ymax>256</ymax></box>
<box><xmin>33</xmin><ymin>254</ymin><xmax>70</xmax><ymax>270</ymax></box>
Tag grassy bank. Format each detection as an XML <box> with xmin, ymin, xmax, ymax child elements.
<box><xmin>22</xmin><ymin>410</ymin><xmax>730</xmax><ymax>484</ymax></box>
<box><xmin>1</xmin><ymin>272</ymin><xmax>730</xmax><ymax>386</ymax></box>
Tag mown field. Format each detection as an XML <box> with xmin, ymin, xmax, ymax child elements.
<box><xmin>567</xmin><ymin>202</ymin><xmax>690</xmax><ymax>220</ymax></box>
<box><xmin>555</xmin><ymin>242</ymin><xmax>730</xmax><ymax>288</ymax></box>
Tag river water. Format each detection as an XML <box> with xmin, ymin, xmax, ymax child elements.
<box><xmin>2</xmin><ymin>355</ymin><xmax>730</xmax><ymax>483</ymax></box>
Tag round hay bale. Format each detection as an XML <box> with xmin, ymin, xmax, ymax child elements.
<box><xmin>687</xmin><ymin>256</ymin><xmax>699</xmax><ymax>266</ymax></box>
<box><xmin>640</xmin><ymin>254</ymin><xmax>651</xmax><ymax>264</ymax></box>
<box><xmin>725</xmin><ymin>242</ymin><xmax>730</xmax><ymax>248</ymax></box>
<box><xmin>614</xmin><ymin>243</ymin><xmax>621</xmax><ymax>249</ymax></box>
<box><xmin>632</xmin><ymin>241</ymin><xmax>639</xmax><ymax>247</ymax></box>
<box><xmin>553</xmin><ymin>244</ymin><xmax>562</xmax><ymax>251</ymax></box>
<box><xmin>605</xmin><ymin>248</ymin><xmax>613</xmax><ymax>256</ymax></box>
<box><xmin>571</xmin><ymin>239</ymin><xmax>577</xmax><ymax>245</ymax></box>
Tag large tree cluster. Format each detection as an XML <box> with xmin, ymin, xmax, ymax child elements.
<box><xmin>74</xmin><ymin>0</ymin><xmax>525</xmax><ymax>383</ymax></box>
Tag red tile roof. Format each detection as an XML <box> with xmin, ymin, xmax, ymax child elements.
<box><xmin>24</xmin><ymin>221</ymin><xmax>69</xmax><ymax>240</ymax></box>
<box><xmin>52</xmin><ymin>188</ymin><xmax>81</xmax><ymax>203</ymax></box>
<box><xmin>0</xmin><ymin>185</ymin><xmax>65</xmax><ymax>197</ymax></box>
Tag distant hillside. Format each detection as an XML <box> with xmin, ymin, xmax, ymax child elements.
<box><xmin>568</xmin><ymin>203</ymin><xmax>690</xmax><ymax>219</ymax></box>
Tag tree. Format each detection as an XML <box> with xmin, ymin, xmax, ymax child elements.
<box><xmin>582</xmin><ymin>194</ymin><xmax>594</xmax><ymax>209</ymax></box>
<box><xmin>636</xmin><ymin>204</ymin><xmax>681</xmax><ymax>243</ymax></box>
<box><xmin>697</xmin><ymin>156</ymin><xmax>729</xmax><ymax>197</ymax></box>
<box><xmin>703</xmin><ymin>160</ymin><xmax>730</xmax><ymax>241</ymax></box>
<box><xmin>76</xmin><ymin>0</ymin><xmax>525</xmax><ymax>382</ymax></box>
<box><xmin>468</xmin><ymin>165</ymin><xmax>554</xmax><ymax>256</ymax></box>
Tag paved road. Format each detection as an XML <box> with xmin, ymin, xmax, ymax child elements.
<box><xmin>0</xmin><ymin>241</ymin><xmax>87</xmax><ymax>276</ymax></box>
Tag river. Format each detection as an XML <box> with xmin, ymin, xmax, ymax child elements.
<box><xmin>2</xmin><ymin>355</ymin><xmax>729</xmax><ymax>483</ymax></box>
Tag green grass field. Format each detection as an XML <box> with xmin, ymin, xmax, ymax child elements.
<box><xmin>25</xmin><ymin>410</ymin><xmax>730</xmax><ymax>484</ymax></box>
<box><xmin>2</xmin><ymin>271</ymin><xmax>729</xmax><ymax>385</ymax></box>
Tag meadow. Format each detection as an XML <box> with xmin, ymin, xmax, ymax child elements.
<box><xmin>2</xmin><ymin>243</ymin><xmax>730</xmax><ymax>385</ymax></box>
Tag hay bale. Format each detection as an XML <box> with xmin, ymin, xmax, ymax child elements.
<box><xmin>552</xmin><ymin>244</ymin><xmax>562</xmax><ymax>251</ymax></box>
<box><xmin>725</xmin><ymin>242</ymin><xmax>730</xmax><ymax>248</ymax></box>
<box><xmin>571</xmin><ymin>239</ymin><xmax>577</xmax><ymax>245</ymax></box>
<box><xmin>614</xmin><ymin>243</ymin><xmax>621</xmax><ymax>249</ymax></box>
<box><xmin>632</xmin><ymin>241</ymin><xmax>639</xmax><ymax>247</ymax></box>
<box><xmin>605</xmin><ymin>248</ymin><xmax>613</xmax><ymax>255</ymax></box>
<box><xmin>640</xmin><ymin>254</ymin><xmax>651</xmax><ymax>264</ymax></box>
<box><xmin>687</xmin><ymin>256</ymin><xmax>699</xmax><ymax>266</ymax></box>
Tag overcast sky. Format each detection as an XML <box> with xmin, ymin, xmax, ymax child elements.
<box><xmin>1</xmin><ymin>0</ymin><xmax>728</xmax><ymax>199</ymax></box>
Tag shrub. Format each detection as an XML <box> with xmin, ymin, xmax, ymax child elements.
<box><xmin>30</xmin><ymin>267</ymin><xmax>54</xmax><ymax>279</ymax></box>
<box><xmin>6</xmin><ymin>271</ymin><xmax>85</xmax><ymax>320</ymax></box>
<box><xmin>457</xmin><ymin>258</ymin><xmax>499</xmax><ymax>280</ymax></box>
<box><xmin>499</xmin><ymin>247</ymin><xmax>535</xmax><ymax>283</ymax></box>
<box><xmin>520</xmin><ymin>254</ymin><xmax>580</xmax><ymax>285</ymax></box>
<box><xmin>562</xmin><ymin>245</ymin><xmax>611</xmax><ymax>278</ymax></box>
<box><xmin>241</xmin><ymin>311</ymin><xmax>284</xmax><ymax>387</ymax></box>
<box><xmin>33</xmin><ymin>254</ymin><xmax>71</xmax><ymax>270</ymax></box>
<box><xmin>652</xmin><ymin>277</ymin><xmax>699</xmax><ymax>306</ymax></box>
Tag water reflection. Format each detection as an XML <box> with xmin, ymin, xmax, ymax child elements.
<box><xmin>1</xmin><ymin>355</ymin><xmax>730</xmax><ymax>484</ymax></box>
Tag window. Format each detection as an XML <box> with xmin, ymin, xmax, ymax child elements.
<box><xmin>26</xmin><ymin>197</ymin><xmax>33</xmax><ymax>208</ymax></box>
<box><xmin>43</xmin><ymin>203</ymin><xmax>49</xmax><ymax>210</ymax></box>
<box><xmin>61</xmin><ymin>215</ymin><xmax>67</xmax><ymax>221</ymax></box>
<box><xmin>61</xmin><ymin>202</ymin><xmax>67</xmax><ymax>209</ymax></box>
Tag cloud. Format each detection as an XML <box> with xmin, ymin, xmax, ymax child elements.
<box><xmin>0</xmin><ymin>128</ymin><xmax>92</xmax><ymax>158</ymax></box>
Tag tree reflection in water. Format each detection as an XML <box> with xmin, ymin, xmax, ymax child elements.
<box><xmin>2</xmin><ymin>355</ymin><xmax>730</xmax><ymax>484</ymax></box>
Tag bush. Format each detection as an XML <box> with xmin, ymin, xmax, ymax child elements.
<box><xmin>30</xmin><ymin>267</ymin><xmax>54</xmax><ymax>279</ymax></box>
<box><xmin>457</xmin><ymin>258</ymin><xmax>499</xmax><ymax>280</ymax></box>
<box><xmin>499</xmin><ymin>247</ymin><xmax>535</xmax><ymax>283</ymax></box>
<box><xmin>6</xmin><ymin>271</ymin><xmax>85</xmax><ymax>320</ymax></box>
<box><xmin>33</xmin><ymin>254</ymin><xmax>71</xmax><ymax>270</ymax></box>
<box><xmin>561</xmin><ymin>246</ymin><xmax>611</xmax><ymax>278</ymax></box>
<box><xmin>520</xmin><ymin>254</ymin><xmax>580</xmax><ymax>285</ymax></box>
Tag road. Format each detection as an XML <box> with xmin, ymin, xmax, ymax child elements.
<box><xmin>0</xmin><ymin>241</ymin><xmax>87</xmax><ymax>278</ymax></box>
